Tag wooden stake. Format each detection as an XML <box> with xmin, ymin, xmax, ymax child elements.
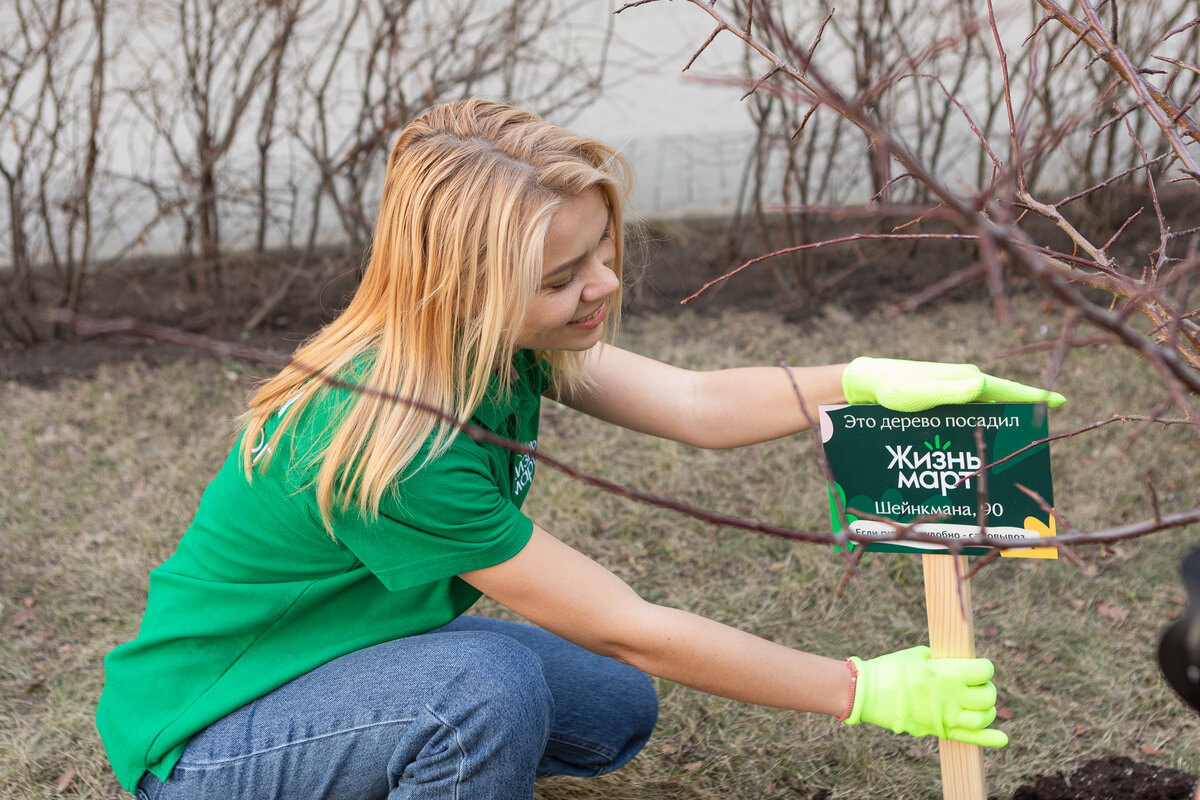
<box><xmin>923</xmin><ymin>553</ymin><xmax>986</xmax><ymax>800</ymax></box>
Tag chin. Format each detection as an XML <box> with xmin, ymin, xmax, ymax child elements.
<box><xmin>522</xmin><ymin>330</ymin><xmax>604</xmax><ymax>352</ymax></box>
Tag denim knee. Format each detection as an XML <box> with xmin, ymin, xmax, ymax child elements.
<box><xmin>434</xmin><ymin>616</ymin><xmax>657</xmax><ymax>780</ymax></box>
<box><xmin>449</xmin><ymin>631</ymin><xmax>555</xmax><ymax>734</ymax></box>
<box><xmin>386</xmin><ymin>631</ymin><xmax>553</xmax><ymax>795</ymax></box>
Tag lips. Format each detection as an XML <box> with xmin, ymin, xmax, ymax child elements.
<box><xmin>569</xmin><ymin>302</ymin><xmax>606</xmax><ymax>326</ymax></box>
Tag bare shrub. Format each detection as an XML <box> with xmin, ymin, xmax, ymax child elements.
<box><xmin>715</xmin><ymin>0</ymin><xmax>1200</xmax><ymax>298</ymax></box>
<box><xmin>618</xmin><ymin>0</ymin><xmax>1200</xmax><ymax>556</ymax></box>
<box><xmin>0</xmin><ymin>0</ymin><xmax>610</xmax><ymax>341</ymax></box>
<box><xmin>1</xmin><ymin>0</ymin><xmax>110</xmax><ymax>344</ymax></box>
<box><xmin>286</xmin><ymin>1</ymin><xmax>610</xmax><ymax>254</ymax></box>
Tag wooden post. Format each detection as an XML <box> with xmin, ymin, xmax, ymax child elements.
<box><xmin>922</xmin><ymin>553</ymin><xmax>986</xmax><ymax>800</ymax></box>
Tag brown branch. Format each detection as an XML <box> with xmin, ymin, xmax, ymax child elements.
<box><xmin>741</xmin><ymin>65</ymin><xmax>782</xmax><ymax>100</ymax></box>
<box><xmin>987</xmin><ymin>0</ymin><xmax>1028</xmax><ymax>192</ymax></box>
<box><xmin>804</xmin><ymin>8</ymin><xmax>834</xmax><ymax>74</ymax></box>
<box><xmin>681</xmin><ymin>232</ymin><xmax>979</xmax><ymax>304</ymax></box>
<box><xmin>633</xmin><ymin>0</ymin><xmax>1200</xmax><ymax>393</ymax></box>
<box><xmin>769</xmin><ymin>202</ymin><xmax>958</xmax><ymax>221</ymax></box>
<box><xmin>1053</xmin><ymin>153</ymin><xmax>1170</xmax><ymax>207</ymax></box>
<box><xmin>888</xmin><ymin>262</ymin><xmax>988</xmax><ymax>316</ymax></box>
<box><xmin>683</xmin><ymin>23</ymin><xmax>726</xmax><ymax>73</ymax></box>
<box><xmin>45</xmin><ymin>310</ymin><xmax>847</xmax><ymax>547</ymax></box>
<box><xmin>1161</xmin><ymin>16</ymin><xmax>1200</xmax><ymax>42</ymax></box>
<box><xmin>1100</xmin><ymin>206</ymin><xmax>1143</xmax><ymax>253</ymax></box>
<box><xmin>904</xmin><ymin>71</ymin><xmax>1003</xmax><ymax>176</ymax></box>
<box><xmin>1032</xmin><ymin>0</ymin><xmax>1200</xmax><ymax>161</ymax></box>
<box><xmin>1152</xmin><ymin>54</ymin><xmax>1200</xmax><ymax>79</ymax></box>
<box><xmin>49</xmin><ymin>309</ymin><xmax>1198</xmax><ymax>558</ymax></box>
<box><xmin>987</xmin><ymin>414</ymin><xmax>1190</xmax><ymax>478</ymax></box>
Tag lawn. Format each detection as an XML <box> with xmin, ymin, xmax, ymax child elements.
<box><xmin>2</xmin><ymin>297</ymin><xmax>1197</xmax><ymax>799</ymax></box>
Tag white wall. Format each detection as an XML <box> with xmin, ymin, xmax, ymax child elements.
<box><xmin>566</xmin><ymin>1</ymin><xmax>758</xmax><ymax>218</ymax></box>
<box><xmin>6</xmin><ymin>0</ymin><xmax>1177</xmax><ymax>265</ymax></box>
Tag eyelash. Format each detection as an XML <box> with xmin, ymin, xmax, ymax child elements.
<box><xmin>547</xmin><ymin>274</ymin><xmax>576</xmax><ymax>292</ymax></box>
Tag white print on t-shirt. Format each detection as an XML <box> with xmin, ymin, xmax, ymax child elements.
<box><xmin>251</xmin><ymin>392</ymin><xmax>305</xmax><ymax>465</ymax></box>
<box><xmin>513</xmin><ymin>440</ymin><xmax>537</xmax><ymax>498</ymax></box>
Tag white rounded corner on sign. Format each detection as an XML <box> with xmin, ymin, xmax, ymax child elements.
<box><xmin>818</xmin><ymin>404</ymin><xmax>847</xmax><ymax>443</ymax></box>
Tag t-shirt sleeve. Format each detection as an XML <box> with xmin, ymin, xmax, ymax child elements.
<box><xmin>333</xmin><ymin>435</ymin><xmax>533</xmax><ymax>591</ymax></box>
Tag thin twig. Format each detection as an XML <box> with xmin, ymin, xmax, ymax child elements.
<box><xmin>49</xmin><ymin>309</ymin><xmax>1200</xmax><ymax>556</ymax></box>
<box><xmin>681</xmin><ymin>232</ymin><xmax>979</xmax><ymax>304</ymax></box>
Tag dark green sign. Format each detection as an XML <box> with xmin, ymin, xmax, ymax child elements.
<box><xmin>820</xmin><ymin>403</ymin><xmax>1057</xmax><ymax>558</ymax></box>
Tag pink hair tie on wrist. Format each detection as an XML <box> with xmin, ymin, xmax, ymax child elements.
<box><xmin>835</xmin><ymin>658</ymin><xmax>858</xmax><ymax>722</ymax></box>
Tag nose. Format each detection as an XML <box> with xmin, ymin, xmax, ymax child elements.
<box><xmin>581</xmin><ymin>256</ymin><xmax>619</xmax><ymax>303</ymax></box>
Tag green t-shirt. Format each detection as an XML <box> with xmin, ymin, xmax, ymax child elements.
<box><xmin>96</xmin><ymin>350</ymin><xmax>548</xmax><ymax>792</ymax></box>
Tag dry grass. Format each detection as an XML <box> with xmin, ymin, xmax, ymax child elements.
<box><xmin>2</xmin><ymin>299</ymin><xmax>1198</xmax><ymax>799</ymax></box>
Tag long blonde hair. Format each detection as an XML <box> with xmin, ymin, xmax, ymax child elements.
<box><xmin>241</xmin><ymin>98</ymin><xmax>632</xmax><ymax>528</ymax></box>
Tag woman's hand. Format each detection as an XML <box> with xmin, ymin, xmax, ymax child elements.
<box><xmin>842</xmin><ymin>646</ymin><xmax>1008</xmax><ymax>747</ymax></box>
<box><xmin>842</xmin><ymin>357</ymin><xmax>1066</xmax><ymax>412</ymax></box>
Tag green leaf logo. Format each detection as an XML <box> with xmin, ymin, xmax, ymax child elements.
<box><xmin>924</xmin><ymin>435</ymin><xmax>952</xmax><ymax>451</ymax></box>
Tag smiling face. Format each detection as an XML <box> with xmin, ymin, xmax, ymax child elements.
<box><xmin>514</xmin><ymin>188</ymin><xmax>619</xmax><ymax>352</ymax></box>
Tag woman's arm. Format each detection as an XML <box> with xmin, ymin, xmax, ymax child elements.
<box><xmin>463</xmin><ymin>527</ymin><xmax>1008</xmax><ymax>746</ymax></box>
<box><xmin>460</xmin><ymin>526</ymin><xmax>852</xmax><ymax>716</ymax></box>
<box><xmin>555</xmin><ymin>347</ymin><xmax>1066</xmax><ymax>448</ymax></box>
<box><xmin>554</xmin><ymin>344</ymin><xmax>846</xmax><ymax>449</ymax></box>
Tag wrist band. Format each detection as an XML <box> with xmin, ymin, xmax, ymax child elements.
<box><xmin>835</xmin><ymin>657</ymin><xmax>858</xmax><ymax>722</ymax></box>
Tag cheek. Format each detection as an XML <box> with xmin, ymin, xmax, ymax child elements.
<box><xmin>558</xmin><ymin>290</ymin><xmax>584</xmax><ymax>317</ymax></box>
<box><xmin>524</xmin><ymin>294</ymin><xmax>572</xmax><ymax>332</ymax></box>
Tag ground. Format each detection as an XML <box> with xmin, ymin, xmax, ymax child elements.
<box><xmin>1008</xmin><ymin>757</ymin><xmax>1196</xmax><ymax>800</ymax></box>
<box><xmin>3</xmin><ymin>218</ymin><xmax>1197</xmax><ymax>799</ymax></box>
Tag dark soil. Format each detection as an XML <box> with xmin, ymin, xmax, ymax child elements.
<box><xmin>1007</xmin><ymin>756</ymin><xmax>1197</xmax><ymax>800</ymax></box>
<box><xmin>7</xmin><ymin>189</ymin><xmax>1198</xmax><ymax>386</ymax></box>
<box><xmin>2</xmin><ymin>211</ymin><xmax>1197</xmax><ymax>800</ymax></box>
<box><xmin>0</xmin><ymin>248</ymin><xmax>365</xmax><ymax>386</ymax></box>
<box><xmin>0</xmin><ymin>213</ymin><xmax>1015</xmax><ymax>385</ymax></box>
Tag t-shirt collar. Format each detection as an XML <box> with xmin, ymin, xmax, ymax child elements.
<box><xmin>471</xmin><ymin>350</ymin><xmax>533</xmax><ymax>430</ymax></box>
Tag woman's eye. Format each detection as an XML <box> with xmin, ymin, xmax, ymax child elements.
<box><xmin>546</xmin><ymin>274</ymin><xmax>575</xmax><ymax>292</ymax></box>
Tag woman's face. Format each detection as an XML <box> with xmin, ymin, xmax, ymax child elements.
<box><xmin>514</xmin><ymin>188</ymin><xmax>619</xmax><ymax>351</ymax></box>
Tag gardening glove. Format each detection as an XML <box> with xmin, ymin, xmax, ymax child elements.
<box><xmin>842</xmin><ymin>357</ymin><xmax>1066</xmax><ymax>412</ymax></box>
<box><xmin>842</xmin><ymin>645</ymin><xmax>1009</xmax><ymax>748</ymax></box>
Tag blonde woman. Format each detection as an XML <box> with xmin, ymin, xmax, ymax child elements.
<box><xmin>97</xmin><ymin>99</ymin><xmax>1063</xmax><ymax>800</ymax></box>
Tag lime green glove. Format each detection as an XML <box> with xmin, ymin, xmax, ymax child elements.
<box><xmin>842</xmin><ymin>646</ymin><xmax>1009</xmax><ymax>747</ymax></box>
<box><xmin>842</xmin><ymin>357</ymin><xmax>1066</xmax><ymax>412</ymax></box>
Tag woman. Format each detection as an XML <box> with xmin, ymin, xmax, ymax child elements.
<box><xmin>97</xmin><ymin>99</ymin><xmax>1062</xmax><ymax>799</ymax></box>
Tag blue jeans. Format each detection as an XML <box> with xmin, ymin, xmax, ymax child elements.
<box><xmin>134</xmin><ymin>616</ymin><xmax>657</xmax><ymax>800</ymax></box>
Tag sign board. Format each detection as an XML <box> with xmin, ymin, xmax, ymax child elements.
<box><xmin>819</xmin><ymin>403</ymin><xmax>1056</xmax><ymax>559</ymax></box>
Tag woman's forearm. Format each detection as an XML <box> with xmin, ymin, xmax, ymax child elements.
<box><xmin>462</xmin><ymin>528</ymin><xmax>852</xmax><ymax>718</ymax></box>
<box><xmin>563</xmin><ymin>345</ymin><xmax>847</xmax><ymax>449</ymax></box>
<box><xmin>608</xmin><ymin>602</ymin><xmax>852</xmax><ymax>717</ymax></box>
<box><xmin>684</xmin><ymin>363</ymin><xmax>847</xmax><ymax>448</ymax></box>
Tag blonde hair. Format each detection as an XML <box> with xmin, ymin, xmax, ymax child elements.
<box><xmin>241</xmin><ymin>98</ymin><xmax>632</xmax><ymax>528</ymax></box>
